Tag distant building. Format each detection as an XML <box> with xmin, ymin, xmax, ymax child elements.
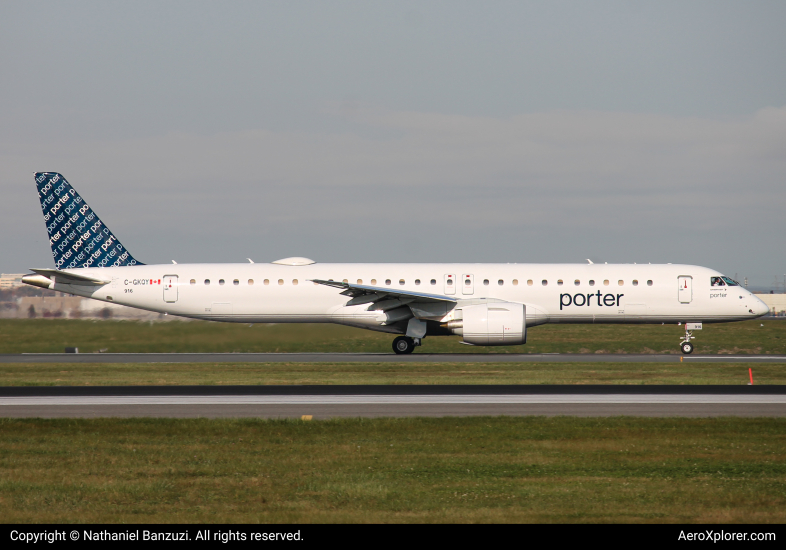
<box><xmin>0</xmin><ymin>274</ymin><xmax>26</xmax><ymax>289</ymax></box>
<box><xmin>16</xmin><ymin>296</ymin><xmax>83</xmax><ymax>318</ymax></box>
<box><xmin>10</xmin><ymin>296</ymin><xmax>171</xmax><ymax>320</ymax></box>
<box><xmin>0</xmin><ymin>290</ymin><xmax>175</xmax><ymax>321</ymax></box>
<box><xmin>755</xmin><ymin>293</ymin><xmax>786</xmax><ymax>317</ymax></box>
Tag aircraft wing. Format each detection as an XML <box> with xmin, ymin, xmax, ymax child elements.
<box><xmin>310</xmin><ymin>279</ymin><xmax>457</xmax><ymax>307</ymax></box>
<box><xmin>29</xmin><ymin>268</ymin><xmax>111</xmax><ymax>286</ymax></box>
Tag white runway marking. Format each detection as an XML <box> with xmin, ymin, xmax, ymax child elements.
<box><xmin>2</xmin><ymin>394</ymin><xmax>785</xmax><ymax>405</ymax></box>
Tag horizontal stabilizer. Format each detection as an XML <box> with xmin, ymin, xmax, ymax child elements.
<box><xmin>28</xmin><ymin>268</ymin><xmax>111</xmax><ymax>286</ymax></box>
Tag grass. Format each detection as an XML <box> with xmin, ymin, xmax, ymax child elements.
<box><xmin>0</xmin><ymin>416</ymin><xmax>784</xmax><ymax>523</ymax></box>
<box><xmin>1</xmin><ymin>361</ymin><xmax>784</xmax><ymax>386</ymax></box>
<box><xmin>1</xmin><ymin>321</ymin><xmax>783</xmax><ymax>524</ymax></box>
<box><xmin>0</xmin><ymin>319</ymin><xmax>784</xmax><ymax>354</ymax></box>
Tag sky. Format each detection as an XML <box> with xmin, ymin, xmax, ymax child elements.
<box><xmin>2</xmin><ymin>1</ymin><xmax>785</xmax><ymax>289</ymax></box>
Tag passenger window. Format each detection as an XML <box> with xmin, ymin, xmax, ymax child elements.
<box><xmin>430</xmin><ymin>279</ymin><xmax>436</xmax><ymax>285</ymax></box>
<box><xmin>190</xmin><ymin>279</ymin><xmax>196</xmax><ymax>285</ymax></box>
<box><xmin>542</xmin><ymin>280</ymin><xmax>548</xmax><ymax>286</ymax></box>
<box><xmin>618</xmin><ymin>280</ymin><xmax>624</xmax><ymax>286</ymax></box>
<box><xmin>647</xmin><ymin>280</ymin><xmax>653</xmax><ymax>286</ymax></box>
<box><xmin>557</xmin><ymin>279</ymin><xmax>564</xmax><ymax>286</ymax></box>
<box><xmin>446</xmin><ymin>279</ymin><xmax>453</xmax><ymax>286</ymax></box>
<box><xmin>264</xmin><ymin>279</ymin><xmax>269</xmax><ymax>285</ymax></box>
<box><xmin>399</xmin><ymin>279</ymin><xmax>405</xmax><ymax>285</ymax></box>
<box><xmin>278</xmin><ymin>279</ymin><xmax>284</xmax><ymax>285</ymax></box>
<box><xmin>498</xmin><ymin>280</ymin><xmax>504</xmax><ymax>286</ymax></box>
<box><xmin>233</xmin><ymin>279</ymin><xmax>239</xmax><ymax>285</ymax></box>
<box><xmin>357</xmin><ymin>279</ymin><xmax>363</xmax><ymax>284</ymax></box>
<box><xmin>512</xmin><ymin>279</ymin><xmax>518</xmax><ymax>286</ymax></box>
<box><xmin>603</xmin><ymin>280</ymin><xmax>609</xmax><ymax>286</ymax></box>
<box><xmin>574</xmin><ymin>279</ymin><xmax>580</xmax><ymax>286</ymax></box>
<box><xmin>371</xmin><ymin>279</ymin><xmax>377</xmax><ymax>285</ymax></box>
<box><xmin>483</xmin><ymin>279</ymin><xmax>489</xmax><ymax>286</ymax></box>
<box><xmin>343</xmin><ymin>279</ymin><xmax>348</xmax><ymax>283</ymax></box>
<box><xmin>632</xmin><ymin>280</ymin><xmax>638</xmax><ymax>286</ymax></box>
<box><xmin>219</xmin><ymin>279</ymin><xmax>225</xmax><ymax>285</ymax></box>
<box><xmin>248</xmin><ymin>279</ymin><xmax>254</xmax><ymax>285</ymax></box>
<box><xmin>385</xmin><ymin>279</ymin><xmax>391</xmax><ymax>285</ymax></box>
<box><xmin>527</xmin><ymin>280</ymin><xmax>533</xmax><ymax>286</ymax></box>
<box><xmin>589</xmin><ymin>280</ymin><xmax>595</xmax><ymax>286</ymax></box>
<box><xmin>293</xmin><ymin>279</ymin><xmax>298</xmax><ymax>285</ymax></box>
<box><xmin>711</xmin><ymin>277</ymin><xmax>725</xmax><ymax>287</ymax></box>
<box><xmin>415</xmin><ymin>279</ymin><xmax>421</xmax><ymax>285</ymax></box>
<box><xmin>204</xmin><ymin>279</ymin><xmax>210</xmax><ymax>285</ymax></box>
<box><xmin>465</xmin><ymin>278</ymin><xmax>471</xmax><ymax>286</ymax></box>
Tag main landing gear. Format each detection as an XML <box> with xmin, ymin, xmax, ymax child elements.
<box><xmin>392</xmin><ymin>336</ymin><xmax>421</xmax><ymax>355</ymax></box>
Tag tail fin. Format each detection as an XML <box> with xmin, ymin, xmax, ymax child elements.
<box><xmin>34</xmin><ymin>172</ymin><xmax>144</xmax><ymax>269</ymax></box>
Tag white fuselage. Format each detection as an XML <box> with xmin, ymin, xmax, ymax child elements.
<box><xmin>47</xmin><ymin>263</ymin><xmax>769</xmax><ymax>334</ymax></box>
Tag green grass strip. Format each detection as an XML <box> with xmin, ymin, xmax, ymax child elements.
<box><xmin>1</xmin><ymin>416</ymin><xmax>784</xmax><ymax>523</ymax></box>
<box><xmin>1</xmin><ymin>361</ymin><xmax>785</xmax><ymax>386</ymax></box>
<box><xmin>1</xmin><ymin>319</ymin><xmax>784</xmax><ymax>354</ymax></box>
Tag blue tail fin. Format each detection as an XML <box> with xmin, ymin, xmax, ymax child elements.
<box><xmin>34</xmin><ymin>172</ymin><xmax>144</xmax><ymax>269</ymax></box>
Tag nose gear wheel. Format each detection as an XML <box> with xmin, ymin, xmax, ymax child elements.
<box><xmin>680</xmin><ymin>324</ymin><xmax>696</xmax><ymax>355</ymax></box>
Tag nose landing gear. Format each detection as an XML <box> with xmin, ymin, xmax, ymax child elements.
<box><xmin>680</xmin><ymin>322</ymin><xmax>701</xmax><ymax>355</ymax></box>
<box><xmin>392</xmin><ymin>336</ymin><xmax>421</xmax><ymax>355</ymax></box>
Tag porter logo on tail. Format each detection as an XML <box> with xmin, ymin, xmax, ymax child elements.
<box><xmin>34</xmin><ymin>172</ymin><xmax>144</xmax><ymax>269</ymax></box>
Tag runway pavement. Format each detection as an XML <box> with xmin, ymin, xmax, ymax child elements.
<box><xmin>4</xmin><ymin>352</ymin><xmax>786</xmax><ymax>363</ymax></box>
<box><xmin>1</xmin><ymin>385</ymin><xmax>783</xmax><ymax>418</ymax></box>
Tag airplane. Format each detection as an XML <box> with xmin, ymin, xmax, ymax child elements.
<box><xmin>23</xmin><ymin>172</ymin><xmax>770</xmax><ymax>355</ymax></box>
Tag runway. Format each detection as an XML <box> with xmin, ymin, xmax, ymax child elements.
<box><xmin>1</xmin><ymin>385</ymin><xmax>784</xmax><ymax>418</ymax></box>
<box><xmin>5</xmin><ymin>352</ymin><xmax>786</xmax><ymax>363</ymax></box>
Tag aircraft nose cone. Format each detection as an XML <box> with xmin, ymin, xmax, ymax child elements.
<box><xmin>752</xmin><ymin>296</ymin><xmax>770</xmax><ymax>317</ymax></box>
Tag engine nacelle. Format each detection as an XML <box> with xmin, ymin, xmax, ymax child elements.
<box><xmin>456</xmin><ymin>302</ymin><xmax>526</xmax><ymax>346</ymax></box>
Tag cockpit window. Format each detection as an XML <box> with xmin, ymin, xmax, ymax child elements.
<box><xmin>711</xmin><ymin>277</ymin><xmax>725</xmax><ymax>287</ymax></box>
<box><xmin>722</xmin><ymin>276</ymin><xmax>739</xmax><ymax>286</ymax></box>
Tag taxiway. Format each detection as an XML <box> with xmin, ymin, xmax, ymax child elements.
<box><xmin>1</xmin><ymin>385</ymin><xmax>783</xmax><ymax>418</ymax></box>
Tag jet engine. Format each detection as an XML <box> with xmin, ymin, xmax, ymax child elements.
<box><xmin>444</xmin><ymin>302</ymin><xmax>526</xmax><ymax>346</ymax></box>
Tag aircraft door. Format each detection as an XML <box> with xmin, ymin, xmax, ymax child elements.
<box><xmin>462</xmin><ymin>273</ymin><xmax>474</xmax><ymax>295</ymax></box>
<box><xmin>678</xmin><ymin>276</ymin><xmax>692</xmax><ymax>304</ymax></box>
<box><xmin>164</xmin><ymin>275</ymin><xmax>178</xmax><ymax>303</ymax></box>
<box><xmin>444</xmin><ymin>274</ymin><xmax>456</xmax><ymax>295</ymax></box>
